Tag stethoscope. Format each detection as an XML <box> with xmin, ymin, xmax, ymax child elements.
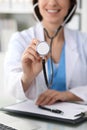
<box><xmin>34</xmin><ymin>3</ymin><xmax>76</xmax><ymax>88</ymax></box>
<box><xmin>36</xmin><ymin>26</ymin><xmax>62</xmax><ymax>88</ymax></box>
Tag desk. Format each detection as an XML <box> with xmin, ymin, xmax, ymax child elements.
<box><xmin>0</xmin><ymin>95</ymin><xmax>87</xmax><ymax>130</ymax></box>
<box><xmin>0</xmin><ymin>110</ymin><xmax>87</xmax><ymax>130</ymax></box>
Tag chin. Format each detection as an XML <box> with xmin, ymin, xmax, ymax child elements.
<box><xmin>47</xmin><ymin>20</ymin><xmax>60</xmax><ymax>25</ymax></box>
<box><xmin>45</xmin><ymin>18</ymin><xmax>61</xmax><ymax>24</ymax></box>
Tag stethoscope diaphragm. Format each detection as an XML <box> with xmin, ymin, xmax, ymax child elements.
<box><xmin>36</xmin><ymin>41</ymin><xmax>50</xmax><ymax>57</ymax></box>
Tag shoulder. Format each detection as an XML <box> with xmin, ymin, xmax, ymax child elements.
<box><xmin>65</xmin><ymin>27</ymin><xmax>87</xmax><ymax>58</ymax></box>
<box><xmin>7</xmin><ymin>22</ymin><xmax>44</xmax><ymax>55</ymax></box>
<box><xmin>8</xmin><ymin>23</ymin><xmax>41</xmax><ymax>49</ymax></box>
<box><xmin>10</xmin><ymin>22</ymin><xmax>42</xmax><ymax>43</ymax></box>
<box><xmin>10</xmin><ymin>24</ymin><xmax>36</xmax><ymax>42</ymax></box>
<box><xmin>64</xmin><ymin>27</ymin><xmax>87</xmax><ymax>44</ymax></box>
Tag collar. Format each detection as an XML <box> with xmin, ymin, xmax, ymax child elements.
<box><xmin>64</xmin><ymin>27</ymin><xmax>77</xmax><ymax>51</ymax></box>
<box><xmin>35</xmin><ymin>23</ymin><xmax>78</xmax><ymax>51</ymax></box>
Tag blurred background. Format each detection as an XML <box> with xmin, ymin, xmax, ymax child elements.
<box><xmin>0</xmin><ymin>0</ymin><xmax>87</xmax><ymax>107</ymax></box>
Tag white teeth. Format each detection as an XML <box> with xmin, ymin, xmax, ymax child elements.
<box><xmin>47</xmin><ymin>10</ymin><xmax>58</xmax><ymax>13</ymax></box>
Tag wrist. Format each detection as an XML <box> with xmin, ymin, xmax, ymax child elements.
<box><xmin>21</xmin><ymin>73</ymin><xmax>35</xmax><ymax>92</ymax></box>
<box><xmin>62</xmin><ymin>91</ymin><xmax>83</xmax><ymax>102</ymax></box>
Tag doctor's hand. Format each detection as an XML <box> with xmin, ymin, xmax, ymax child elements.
<box><xmin>21</xmin><ymin>39</ymin><xmax>43</xmax><ymax>91</ymax></box>
<box><xmin>22</xmin><ymin>39</ymin><xmax>42</xmax><ymax>75</ymax></box>
<box><xmin>36</xmin><ymin>89</ymin><xmax>83</xmax><ymax>106</ymax></box>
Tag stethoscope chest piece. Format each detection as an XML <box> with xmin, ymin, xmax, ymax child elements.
<box><xmin>36</xmin><ymin>41</ymin><xmax>50</xmax><ymax>57</ymax></box>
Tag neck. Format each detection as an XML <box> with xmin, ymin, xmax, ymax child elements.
<box><xmin>42</xmin><ymin>21</ymin><xmax>62</xmax><ymax>37</ymax></box>
<box><xmin>44</xmin><ymin>27</ymin><xmax>64</xmax><ymax>48</ymax></box>
<box><xmin>43</xmin><ymin>25</ymin><xmax>64</xmax><ymax>43</ymax></box>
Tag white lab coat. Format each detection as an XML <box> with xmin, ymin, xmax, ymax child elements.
<box><xmin>4</xmin><ymin>23</ymin><xmax>87</xmax><ymax>102</ymax></box>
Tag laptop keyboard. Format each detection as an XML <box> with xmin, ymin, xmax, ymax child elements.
<box><xmin>0</xmin><ymin>123</ymin><xmax>17</xmax><ymax>130</ymax></box>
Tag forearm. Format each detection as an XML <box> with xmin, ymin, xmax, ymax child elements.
<box><xmin>21</xmin><ymin>73</ymin><xmax>35</xmax><ymax>92</ymax></box>
<box><xmin>63</xmin><ymin>91</ymin><xmax>83</xmax><ymax>102</ymax></box>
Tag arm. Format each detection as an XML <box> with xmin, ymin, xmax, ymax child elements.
<box><xmin>21</xmin><ymin>39</ymin><xmax>42</xmax><ymax>92</ymax></box>
<box><xmin>36</xmin><ymin>89</ymin><xmax>83</xmax><ymax>106</ymax></box>
<box><xmin>4</xmin><ymin>32</ymin><xmax>42</xmax><ymax>100</ymax></box>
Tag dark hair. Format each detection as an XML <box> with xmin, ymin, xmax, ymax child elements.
<box><xmin>32</xmin><ymin>0</ymin><xmax>77</xmax><ymax>23</ymax></box>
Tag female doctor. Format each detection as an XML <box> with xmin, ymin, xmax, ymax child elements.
<box><xmin>4</xmin><ymin>0</ymin><xmax>87</xmax><ymax>105</ymax></box>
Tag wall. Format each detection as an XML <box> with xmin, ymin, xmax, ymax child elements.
<box><xmin>82</xmin><ymin>0</ymin><xmax>87</xmax><ymax>32</ymax></box>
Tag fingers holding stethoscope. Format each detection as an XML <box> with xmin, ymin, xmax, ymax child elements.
<box><xmin>22</xmin><ymin>39</ymin><xmax>41</xmax><ymax>63</ymax></box>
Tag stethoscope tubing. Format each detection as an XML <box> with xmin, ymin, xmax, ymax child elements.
<box><xmin>42</xmin><ymin>26</ymin><xmax>62</xmax><ymax>88</ymax></box>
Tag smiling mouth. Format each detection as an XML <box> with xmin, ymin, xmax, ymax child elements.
<box><xmin>47</xmin><ymin>9</ymin><xmax>61</xmax><ymax>13</ymax></box>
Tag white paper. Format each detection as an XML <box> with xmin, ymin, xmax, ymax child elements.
<box><xmin>4</xmin><ymin>100</ymin><xmax>87</xmax><ymax>120</ymax></box>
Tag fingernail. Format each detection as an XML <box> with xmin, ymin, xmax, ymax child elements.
<box><xmin>33</xmin><ymin>39</ymin><xmax>37</xmax><ymax>44</ymax></box>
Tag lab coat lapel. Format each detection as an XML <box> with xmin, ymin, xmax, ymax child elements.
<box><xmin>64</xmin><ymin>28</ymin><xmax>79</xmax><ymax>88</ymax></box>
<box><xmin>35</xmin><ymin>25</ymin><xmax>79</xmax><ymax>88</ymax></box>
